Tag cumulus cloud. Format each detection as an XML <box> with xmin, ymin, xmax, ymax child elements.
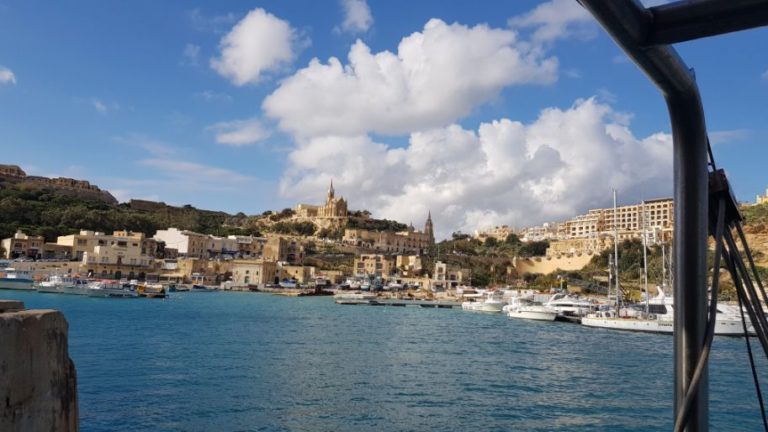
<box><xmin>0</xmin><ymin>66</ymin><xmax>17</xmax><ymax>85</ymax></box>
<box><xmin>508</xmin><ymin>0</ymin><xmax>596</xmax><ymax>44</ymax></box>
<box><xmin>339</xmin><ymin>0</ymin><xmax>373</xmax><ymax>33</ymax></box>
<box><xmin>208</xmin><ymin>117</ymin><xmax>271</xmax><ymax>146</ymax></box>
<box><xmin>264</xmin><ymin>18</ymin><xmax>558</xmax><ymax>137</ymax></box>
<box><xmin>280</xmin><ymin>98</ymin><xmax>672</xmax><ymax>239</ymax></box>
<box><xmin>211</xmin><ymin>8</ymin><xmax>299</xmax><ymax>86</ymax></box>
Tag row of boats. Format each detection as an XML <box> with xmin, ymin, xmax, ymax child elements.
<box><xmin>0</xmin><ymin>268</ymin><xmax>218</xmax><ymax>298</ymax></box>
<box><xmin>461</xmin><ymin>288</ymin><xmax>756</xmax><ymax>336</ymax></box>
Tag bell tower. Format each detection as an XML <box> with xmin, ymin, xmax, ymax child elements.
<box><xmin>424</xmin><ymin>211</ymin><xmax>434</xmax><ymax>244</ymax></box>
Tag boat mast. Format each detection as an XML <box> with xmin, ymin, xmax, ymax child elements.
<box><xmin>642</xmin><ymin>201</ymin><xmax>649</xmax><ymax>314</ymax></box>
<box><xmin>613</xmin><ymin>189</ymin><xmax>620</xmax><ymax>313</ymax></box>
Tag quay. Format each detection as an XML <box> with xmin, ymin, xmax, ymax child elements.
<box><xmin>336</xmin><ymin>298</ymin><xmax>461</xmax><ymax>308</ymax></box>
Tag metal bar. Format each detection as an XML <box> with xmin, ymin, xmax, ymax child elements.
<box><xmin>648</xmin><ymin>0</ymin><xmax>768</xmax><ymax>45</ymax></box>
<box><xmin>578</xmin><ymin>1</ymin><xmax>710</xmax><ymax>429</ymax></box>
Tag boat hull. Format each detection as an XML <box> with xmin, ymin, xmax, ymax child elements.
<box><xmin>462</xmin><ymin>301</ymin><xmax>504</xmax><ymax>313</ymax></box>
<box><xmin>0</xmin><ymin>278</ymin><xmax>34</xmax><ymax>290</ymax></box>
<box><xmin>507</xmin><ymin>308</ymin><xmax>557</xmax><ymax>322</ymax></box>
<box><xmin>581</xmin><ymin>317</ymin><xmax>752</xmax><ymax>336</ymax></box>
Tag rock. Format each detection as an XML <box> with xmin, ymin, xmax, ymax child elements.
<box><xmin>0</xmin><ymin>308</ymin><xmax>78</xmax><ymax>432</ymax></box>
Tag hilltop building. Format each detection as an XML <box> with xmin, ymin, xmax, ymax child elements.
<box><xmin>1</xmin><ymin>231</ymin><xmax>44</xmax><ymax>259</ymax></box>
<box><xmin>757</xmin><ymin>187</ymin><xmax>768</xmax><ymax>205</ymax></box>
<box><xmin>294</xmin><ymin>180</ymin><xmax>348</xmax><ymax>229</ymax></box>
<box><xmin>343</xmin><ymin>212</ymin><xmax>434</xmax><ymax>255</ymax></box>
<box><xmin>474</xmin><ymin>225</ymin><xmax>516</xmax><ymax>242</ymax></box>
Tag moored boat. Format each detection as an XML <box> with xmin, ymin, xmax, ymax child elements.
<box><xmin>86</xmin><ymin>280</ymin><xmax>139</xmax><ymax>298</ymax></box>
<box><xmin>462</xmin><ymin>290</ymin><xmax>505</xmax><ymax>313</ymax></box>
<box><xmin>0</xmin><ymin>268</ymin><xmax>34</xmax><ymax>291</ymax></box>
<box><xmin>36</xmin><ymin>275</ymin><xmax>91</xmax><ymax>295</ymax></box>
<box><xmin>503</xmin><ymin>298</ymin><xmax>557</xmax><ymax>321</ymax></box>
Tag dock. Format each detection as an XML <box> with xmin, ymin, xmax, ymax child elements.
<box><xmin>336</xmin><ymin>299</ymin><xmax>461</xmax><ymax>308</ymax></box>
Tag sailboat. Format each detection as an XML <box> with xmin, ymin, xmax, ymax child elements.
<box><xmin>581</xmin><ymin>194</ymin><xmax>752</xmax><ymax>336</ymax></box>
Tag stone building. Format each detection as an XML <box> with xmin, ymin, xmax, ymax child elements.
<box><xmin>354</xmin><ymin>254</ymin><xmax>395</xmax><ymax>278</ymax></box>
<box><xmin>1</xmin><ymin>231</ymin><xmax>45</xmax><ymax>259</ymax></box>
<box><xmin>153</xmin><ymin>228</ymin><xmax>208</xmax><ymax>258</ymax></box>
<box><xmin>294</xmin><ymin>181</ymin><xmax>348</xmax><ymax>228</ymax></box>
<box><xmin>343</xmin><ymin>212</ymin><xmax>434</xmax><ymax>255</ymax></box>
<box><xmin>263</xmin><ymin>236</ymin><xmax>304</xmax><ymax>264</ymax></box>
<box><xmin>757</xmin><ymin>187</ymin><xmax>768</xmax><ymax>205</ymax></box>
<box><xmin>230</xmin><ymin>259</ymin><xmax>279</xmax><ymax>287</ymax></box>
<box><xmin>432</xmin><ymin>261</ymin><xmax>469</xmax><ymax>290</ymax></box>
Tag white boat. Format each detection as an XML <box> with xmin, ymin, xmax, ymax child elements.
<box><xmin>462</xmin><ymin>290</ymin><xmax>505</xmax><ymax>313</ymax></box>
<box><xmin>334</xmin><ymin>292</ymin><xmax>378</xmax><ymax>304</ymax></box>
<box><xmin>581</xmin><ymin>288</ymin><xmax>753</xmax><ymax>336</ymax></box>
<box><xmin>545</xmin><ymin>293</ymin><xmax>596</xmax><ymax>317</ymax></box>
<box><xmin>0</xmin><ymin>268</ymin><xmax>34</xmax><ymax>290</ymax></box>
<box><xmin>503</xmin><ymin>298</ymin><xmax>557</xmax><ymax>321</ymax></box>
<box><xmin>86</xmin><ymin>280</ymin><xmax>139</xmax><ymax>298</ymax></box>
<box><xmin>36</xmin><ymin>275</ymin><xmax>91</xmax><ymax>295</ymax></box>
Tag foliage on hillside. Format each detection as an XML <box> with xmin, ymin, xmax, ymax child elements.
<box><xmin>0</xmin><ymin>185</ymin><xmax>257</xmax><ymax>241</ymax></box>
<box><xmin>741</xmin><ymin>203</ymin><xmax>768</xmax><ymax>233</ymax></box>
<box><xmin>346</xmin><ymin>216</ymin><xmax>408</xmax><ymax>232</ymax></box>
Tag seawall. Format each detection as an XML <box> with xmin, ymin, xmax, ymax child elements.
<box><xmin>0</xmin><ymin>299</ymin><xmax>79</xmax><ymax>432</ymax></box>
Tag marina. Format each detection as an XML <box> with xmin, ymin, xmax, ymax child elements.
<box><xmin>2</xmin><ymin>289</ymin><xmax>766</xmax><ymax>431</ymax></box>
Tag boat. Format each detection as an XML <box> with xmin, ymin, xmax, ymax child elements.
<box><xmin>462</xmin><ymin>290</ymin><xmax>505</xmax><ymax>313</ymax></box>
<box><xmin>36</xmin><ymin>275</ymin><xmax>91</xmax><ymax>295</ymax></box>
<box><xmin>0</xmin><ymin>268</ymin><xmax>34</xmax><ymax>290</ymax></box>
<box><xmin>545</xmin><ymin>293</ymin><xmax>596</xmax><ymax>317</ymax></box>
<box><xmin>503</xmin><ymin>298</ymin><xmax>557</xmax><ymax>321</ymax></box>
<box><xmin>334</xmin><ymin>292</ymin><xmax>378</xmax><ymax>304</ymax></box>
<box><xmin>86</xmin><ymin>280</ymin><xmax>139</xmax><ymax>298</ymax></box>
<box><xmin>278</xmin><ymin>279</ymin><xmax>298</xmax><ymax>289</ymax></box>
<box><xmin>190</xmin><ymin>284</ymin><xmax>216</xmax><ymax>292</ymax></box>
<box><xmin>137</xmin><ymin>283</ymin><xmax>167</xmax><ymax>298</ymax></box>
<box><xmin>581</xmin><ymin>288</ymin><xmax>753</xmax><ymax>336</ymax></box>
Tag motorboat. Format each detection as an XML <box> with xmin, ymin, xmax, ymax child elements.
<box><xmin>503</xmin><ymin>298</ymin><xmax>557</xmax><ymax>321</ymax></box>
<box><xmin>86</xmin><ymin>280</ymin><xmax>139</xmax><ymax>298</ymax></box>
<box><xmin>138</xmin><ymin>283</ymin><xmax>167</xmax><ymax>298</ymax></box>
<box><xmin>581</xmin><ymin>288</ymin><xmax>753</xmax><ymax>336</ymax></box>
<box><xmin>190</xmin><ymin>284</ymin><xmax>216</xmax><ymax>292</ymax></box>
<box><xmin>545</xmin><ymin>293</ymin><xmax>596</xmax><ymax>317</ymax></box>
<box><xmin>462</xmin><ymin>290</ymin><xmax>505</xmax><ymax>313</ymax></box>
<box><xmin>334</xmin><ymin>292</ymin><xmax>378</xmax><ymax>304</ymax></box>
<box><xmin>0</xmin><ymin>268</ymin><xmax>34</xmax><ymax>290</ymax></box>
<box><xmin>36</xmin><ymin>275</ymin><xmax>91</xmax><ymax>295</ymax></box>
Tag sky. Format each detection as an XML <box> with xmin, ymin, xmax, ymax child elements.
<box><xmin>0</xmin><ymin>0</ymin><xmax>766</xmax><ymax>239</ymax></box>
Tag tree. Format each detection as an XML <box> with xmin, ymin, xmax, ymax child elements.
<box><xmin>484</xmin><ymin>237</ymin><xmax>498</xmax><ymax>247</ymax></box>
<box><xmin>518</xmin><ymin>240</ymin><xmax>549</xmax><ymax>257</ymax></box>
<box><xmin>505</xmin><ymin>233</ymin><xmax>521</xmax><ymax>246</ymax></box>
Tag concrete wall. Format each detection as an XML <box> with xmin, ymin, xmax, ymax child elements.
<box><xmin>0</xmin><ymin>300</ymin><xmax>78</xmax><ymax>432</ymax></box>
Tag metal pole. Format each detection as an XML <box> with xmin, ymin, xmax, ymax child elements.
<box><xmin>668</xmin><ymin>90</ymin><xmax>710</xmax><ymax>431</ymax></box>
<box><xmin>614</xmin><ymin>189</ymin><xmax>621</xmax><ymax>313</ymax></box>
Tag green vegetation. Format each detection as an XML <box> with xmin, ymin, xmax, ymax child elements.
<box><xmin>0</xmin><ymin>184</ymin><xmax>258</xmax><ymax>241</ymax></box>
<box><xmin>741</xmin><ymin>202</ymin><xmax>768</xmax><ymax>233</ymax></box>
<box><xmin>347</xmin><ymin>216</ymin><xmax>408</xmax><ymax>232</ymax></box>
<box><xmin>270</xmin><ymin>221</ymin><xmax>317</xmax><ymax>236</ymax></box>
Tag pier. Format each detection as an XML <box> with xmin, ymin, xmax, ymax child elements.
<box><xmin>335</xmin><ymin>298</ymin><xmax>461</xmax><ymax>308</ymax></box>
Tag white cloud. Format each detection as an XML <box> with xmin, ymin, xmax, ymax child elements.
<box><xmin>264</xmin><ymin>18</ymin><xmax>558</xmax><ymax>137</ymax></box>
<box><xmin>91</xmin><ymin>98</ymin><xmax>107</xmax><ymax>113</ymax></box>
<box><xmin>508</xmin><ymin>0</ymin><xmax>596</xmax><ymax>45</ymax></box>
<box><xmin>340</xmin><ymin>0</ymin><xmax>373</xmax><ymax>33</ymax></box>
<box><xmin>211</xmin><ymin>8</ymin><xmax>298</xmax><ymax>86</ymax></box>
<box><xmin>0</xmin><ymin>67</ymin><xmax>15</xmax><ymax>85</ymax></box>
<box><xmin>279</xmin><ymin>98</ymin><xmax>673</xmax><ymax>239</ymax></box>
<box><xmin>111</xmin><ymin>134</ymin><xmax>177</xmax><ymax>156</ymax></box>
<box><xmin>181</xmin><ymin>43</ymin><xmax>201</xmax><ymax>66</ymax></box>
<box><xmin>208</xmin><ymin>117</ymin><xmax>271</xmax><ymax>146</ymax></box>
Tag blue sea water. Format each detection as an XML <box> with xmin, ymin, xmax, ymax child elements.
<box><xmin>2</xmin><ymin>290</ymin><xmax>767</xmax><ymax>431</ymax></box>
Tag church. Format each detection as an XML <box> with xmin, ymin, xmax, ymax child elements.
<box><xmin>294</xmin><ymin>180</ymin><xmax>348</xmax><ymax>219</ymax></box>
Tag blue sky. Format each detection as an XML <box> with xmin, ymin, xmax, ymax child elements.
<box><xmin>0</xmin><ymin>1</ymin><xmax>766</xmax><ymax>238</ymax></box>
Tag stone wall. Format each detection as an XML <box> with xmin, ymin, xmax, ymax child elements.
<box><xmin>514</xmin><ymin>253</ymin><xmax>594</xmax><ymax>275</ymax></box>
<box><xmin>0</xmin><ymin>300</ymin><xmax>79</xmax><ymax>432</ymax></box>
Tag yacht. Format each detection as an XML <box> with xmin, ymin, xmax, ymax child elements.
<box><xmin>86</xmin><ymin>280</ymin><xmax>139</xmax><ymax>298</ymax></box>
<box><xmin>545</xmin><ymin>293</ymin><xmax>596</xmax><ymax>317</ymax></box>
<box><xmin>36</xmin><ymin>275</ymin><xmax>91</xmax><ymax>295</ymax></box>
<box><xmin>581</xmin><ymin>288</ymin><xmax>753</xmax><ymax>336</ymax></box>
<box><xmin>0</xmin><ymin>268</ymin><xmax>34</xmax><ymax>290</ymax></box>
<box><xmin>503</xmin><ymin>298</ymin><xmax>557</xmax><ymax>321</ymax></box>
<box><xmin>462</xmin><ymin>290</ymin><xmax>505</xmax><ymax>313</ymax></box>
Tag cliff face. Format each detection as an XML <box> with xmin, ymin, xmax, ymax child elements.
<box><xmin>0</xmin><ymin>163</ymin><xmax>117</xmax><ymax>205</ymax></box>
<box><xmin>0</xmin><ymin>301</ymin><xmax>79</xmax><ymax>432</ymax></box>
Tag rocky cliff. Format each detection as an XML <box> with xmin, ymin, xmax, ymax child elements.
<box><xmin>0</xmin><ymin>163</ymin><xmax>117</xmax><ymax>205</ymax></box>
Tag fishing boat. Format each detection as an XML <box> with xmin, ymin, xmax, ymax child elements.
<box><xmin>0</xmin><ymin>268</ymin><xmax>34</xmax><ymax>290</ymax></box>
<box><xmin>190</xmin><ymin>284</ymin><xmax>216</xmax><ymax>292</ymax></box>
<box><xmin>138</xmin><ymin>283</ymin><xmax>167</xmax><ymax>298</ymax></box>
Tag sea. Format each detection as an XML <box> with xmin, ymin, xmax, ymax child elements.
<box><xmin>2</xmin><ymin>290</ymin><xmax>766</xmax><ymax>431</ymax></box>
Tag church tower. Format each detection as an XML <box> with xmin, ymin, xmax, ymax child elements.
<box><xmin>424</xmin><ymin>211</ymin><xmax>434</xmax><ymax>244</ymax></box>
<box><xmin>327</xmin><ymin>179</ymin><xmax>335</xmax><ymax>201</ymax></box>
